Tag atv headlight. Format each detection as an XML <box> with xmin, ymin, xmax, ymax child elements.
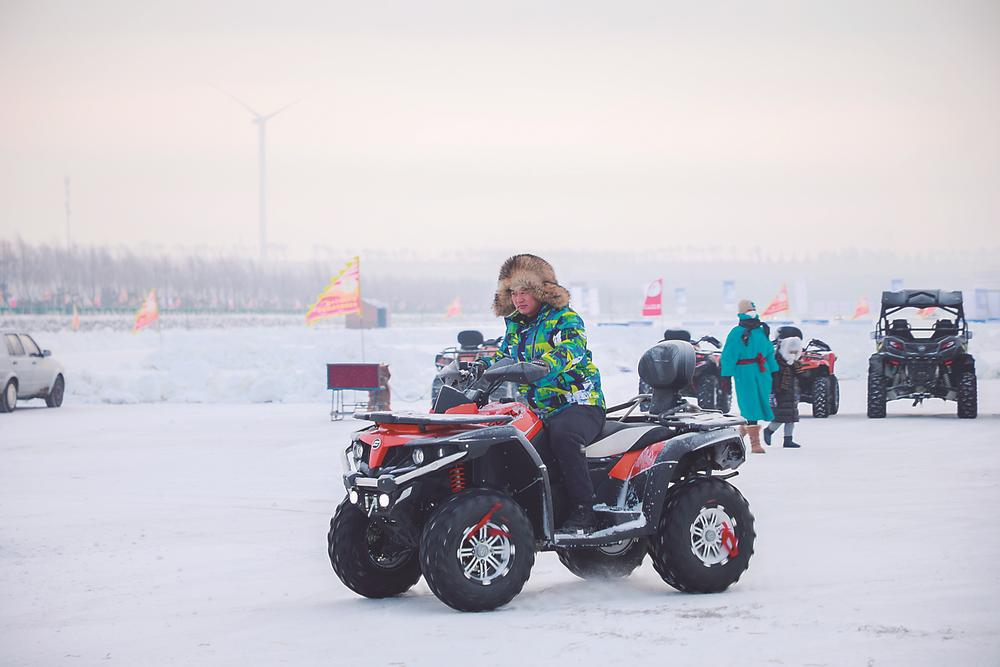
<box><xmin>412</xmin><ymin>448</ymin><xmax>425</xmax><ymax>465</ymax></box>
<box><xmin>353</xmin><ymin>442</ymin><xmax>364</xmax><ymax>462</ymax></box>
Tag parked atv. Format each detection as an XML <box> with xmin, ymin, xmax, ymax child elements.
<box><xmin>638</xmin><ymin>330</ymin><xmax>732</xmax><ymax>412</ymax></box>
<box><xmin>773</xmin><ymin>326</ymin><xmax>839</xmax><ymax>418</ymax></box>
<box><xmin>430</xmin><ymin>329</ymin><xmax>519</xmax><ymax>405</ymax></box>
<box><xmin>867</xmin><ymin>289</ymin><xmax>977</xmax><ymax>418</ymax></box>
<box><xmin>329</xmin><ymin>341</ymin><xmax>755</xmax><ymax>612</ymax></box>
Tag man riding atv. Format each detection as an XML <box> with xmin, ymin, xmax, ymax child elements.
<box><xmin>474</xmin><ymin>254</ymin><xmax>605</xmax><ymax>533</ymax></box>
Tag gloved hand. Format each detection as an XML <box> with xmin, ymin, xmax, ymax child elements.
<box><xmin>719</xmin><ymin>376</ymin><xmax>732</xmax><ymax>392</ymax></box>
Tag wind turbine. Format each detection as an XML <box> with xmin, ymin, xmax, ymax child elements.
<box><xmin>217</xmin><ymin>87</ymin><xmax>299</xmax><ymax>262</ymax></box>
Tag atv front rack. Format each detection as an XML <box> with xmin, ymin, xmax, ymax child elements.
<box><xmin>353</xmin><ymin>411</ymin><xmax>514</xmax><ymax>426</ymax></box>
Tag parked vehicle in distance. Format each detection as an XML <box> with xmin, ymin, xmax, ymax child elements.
<box><xmin>867</xmin><ymin>290</ymin><xmax>976</xmax><ymax>419</ymax></box>
<box><xmin>0</xmin><ymin>332</ymin><xmax>66</xmax><ymax>413</ymax></box>
<box><xmin>773</xmin><ymin>326</ymin><xmax>840</xmax><ymax>418</ymax></box>
<box><xmin>639</xmin><ymin>330</ymin><xmax>732</xmax><ymax>412</ymax></box>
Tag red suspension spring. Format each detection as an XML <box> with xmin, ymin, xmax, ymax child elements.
<box><xmin>448</xmin><ymin>464</ymin><xmax>466</xmax><ymax>493</ymax></box>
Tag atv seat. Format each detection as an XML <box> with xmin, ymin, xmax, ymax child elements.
<box><xmin>586</xmin><ymin>423</ymin><xmax>671</xmax><ymax>458</ymax></box>
<box><xmin>931</xmin><ymin>319</ymin><xmax>959</xmax><ymax>340</ymax></box>
<box><xmin>887</xmin><ymin>319</ymin><xmax>914</xmax><ymax>341</ymax></box>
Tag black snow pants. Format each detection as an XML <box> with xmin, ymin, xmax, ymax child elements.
<box><xmin>545</xmin><ymin>404</ymin><xmax>606</xmax><ymax>507</ymax></box>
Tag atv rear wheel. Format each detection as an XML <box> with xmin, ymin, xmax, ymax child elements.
<box><xmin>957</xmin><ymin>370</ymin><xmax>977</xmax><ymax>419</ymax></box>
<box><xmin>867</xmin><ymin>362</ymin><xmax>887</xmax><ymax>418</ymax></box>
<box><xmin>648</xmin><ymin>477</ymin><xmax>754</xmax><ymax>594</ymax></box>
<box><xmin>328</xmin><ymin>499</ymin><xmax>422</xmax><ymax>599</ymax></box>
<box><xmin>420</xmin><ymin>489</ymin><xmax>534</xmax><ymax>612</ymax></box>
<box><xmin>828</xmin><ymin>376</ymin><xmax>840</xmax><ymax>415</ymax></box>
<box><xmin>556</xmin><ymin>538</ymin><xmax>647</xmax><ymax>579</ymax></box>
<box><xmin>697</xmin><ymin>374</ymin><xmax>718</xmax><ymax>410</ymax></box>
<box><xmin>811</xmin><ymin>376</ymin><xmax>830</xmax><ymax>418</ymax></box>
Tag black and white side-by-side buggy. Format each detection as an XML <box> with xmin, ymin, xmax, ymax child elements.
<box><xmin>328</xmin><ymin>340</ymin><xmax>755</xmax><ymax>612</ymax></box>
<box><xmin>867</xmin><ymin>289</ymin><xmax>977</xmax><ymax>418</ymax></box>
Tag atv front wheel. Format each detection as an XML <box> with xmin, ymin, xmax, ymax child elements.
<box><xmin>811</xmin><ymin>376</ymin><xmax>830</xmax><ymax>418</ymax></box>
<box><xmin>328</xmin><ymin>499</ymin><xmax>422</xmax><ymax>599</ymax></box>
<box><xmin>556</xmin><ymin>538</ymin><xmax>647</xmax><ymax>579</ymax></box>
<box><xmin>828</xmin><ymin>376</ymin><xmax>840</xmax><ymax>415</ymax></box>
<box><xmin>867</xmin><ymin>362</ymin><xmax>887</xmax><ymax>418</ymax></box>
<box><xmin>957</xmin><ymin>370</ymin><xmax>977</xmax><ymax>419</ymax></box>
<box><xmin>648</xmin><ymin>477</ymin><xmax>755</xmax><ymax>594</ymax></box>
<box><xmin>420</xmin><ymin>489</ymin><xmax>534</xmax><ymax>612</ymax></box>
<box><xmin>697</xmin><ymin>374</ymin><xmax>718</xmax><ymax>410</ymax></box>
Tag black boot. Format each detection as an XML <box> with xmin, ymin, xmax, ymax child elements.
<box><xmin>559</xmin><ymin>505</ymin><xmax>596</xmax><ymax>533</ymax></box>
<box><xmin>783</xmin><ymin>435</ymin><xmax>801</xmax><ymax>448</ymax></box>
<box><xmin>763</xmin><ymin>428</ymin><xmax>774</xmax><ymax>446</ymax></box>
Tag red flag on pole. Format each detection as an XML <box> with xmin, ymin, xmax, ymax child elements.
<box><xmin>445</xmin><ymin>297</ymin><xmax>461</xmax><ymax>319</ymax></box>
<box><xmin>761</xmin><ymin>284</ymin><xmax>789</xmax><ymax>319</ymax></box>
<box><xmin>852</xmin><ymin>296</ymin><xmax>870</xmax><ymax>320</ymax></box>
<box><xmin>642</xmin><ymin>279</ymin><xmax>663</xmax><ymax>317</ymax></box>
<box><xmin>133</xmin><ymin>289</ymin><xmax>159</xmax><ymax>333</ymax></box>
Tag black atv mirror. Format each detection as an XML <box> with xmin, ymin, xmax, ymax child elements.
<box><xmin>697</xmin><ymin>335</ymin><xmax>721</xmax><ymax>348</ymax></box>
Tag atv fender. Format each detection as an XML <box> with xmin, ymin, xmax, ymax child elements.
<box><xmin>640</xmin><ymin>429</ymin><xmax>746</xmax><ymax>531</ymax></box>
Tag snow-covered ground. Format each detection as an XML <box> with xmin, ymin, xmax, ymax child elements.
<box><xmin>15</xmin><ymin>318</ymin><xmax>1000</xmax><ymax>406</ymax></box>
<box><xmin>2</xmin><ymin>319</ymin><xmax>999</xmax><ymax>665</ymax></box>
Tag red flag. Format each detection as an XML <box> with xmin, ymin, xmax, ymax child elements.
<box><xmin>71</xmin><ymin>304</ymin><xmax>80</xmax><ymax>332</ymax></box>
<box><xmin>641</xmin><ymin>278</ymin><xmax>663</xmax><ymax>317</ymax></box>
<box><xmin>852</xmin><ymin>296</ymin><xmax>870</xmax><ymax>320</ymax></box>
<box><xmin>761</xmin><ymin>284</ymin><xmax>789</xmax><ymax>319</ymax></box>
<box><xmin>445</xmin><ymin>297</ymin><xmax>461</xmax><ymax>319</ymax></box>
<box><xmin>133</xmin><ymin>289</ymin><xmax>159</xmax><ymax>333</ymax></box>
<box><xmin>917</xmin><ymin>307</ymin><xmax>936</xmax><ymax>317</ymax></box>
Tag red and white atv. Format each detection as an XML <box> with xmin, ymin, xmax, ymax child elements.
<box><xmin>329</xmin><ymin>341</ymin><xmax>756</xmax><ymax>612</ymax></box>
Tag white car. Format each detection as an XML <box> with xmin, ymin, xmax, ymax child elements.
<box><xmin>0</xmin><ymin>331</ymin><xmax>65</xmax><ymax>412</ymax></box>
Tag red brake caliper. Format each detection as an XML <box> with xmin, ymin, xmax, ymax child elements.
<box><xmin>720</xmin><ymin>521</ymin><xmax>739</xmax><ymax>558</ymax></box>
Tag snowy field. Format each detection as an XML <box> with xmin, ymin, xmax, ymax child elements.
<box><xmin>2</xmin><ymin>319</ymin><xmax>1000</xmax><ymax>665</ymax></box>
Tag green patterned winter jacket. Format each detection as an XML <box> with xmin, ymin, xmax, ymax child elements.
<box><xmin>485</xmin><ymin>304</ymin><xmax>605</xmax><ymax>417</ymax></box>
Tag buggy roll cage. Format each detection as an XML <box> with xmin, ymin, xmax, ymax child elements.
<box><xmin>875</xmin><ymin>290</ymin><xmax>968</xmax><ymax>341</ymax></box>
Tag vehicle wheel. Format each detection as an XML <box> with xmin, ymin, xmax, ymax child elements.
<box><xmin>648</xmin><ymin>477</ymin><xmax>755</xmax><ymax>593</ymax></box>
<box><xmin>697</xmin><ymin>374</ymin><xmax>718</xmax><ymax>410</ymax></box>
<box><xmin>828</xmin><ymin>375</ymin><xmax>840</xmax><ymax>416</ymax></box>
<box><xmin>419</xmin><ymin>489</ymin><xmax>535</xmax><ymax>612</ymax></box>
<box><xmin>717</xmin><ymin>382</ymin><xmax>732</xmax><ymax>413</ymax></box>
<box><xmin>0</xmin><ymin>380</ymin><xmax>16</xmax><ymax>413</ymax></box>
<box><xmin>328</xmin><ymin>498</ymin><xmax>422</xmax><ymax>599</ymax></box>
<box><xmin>811</xmin><ymin>376</ymin><xmax>830</xmax><ymax>418</ymax></box>
<box><xmin>45</xmin><ymin>375</ymin><xmax>65</xmax><ymax>408</ymax></box>
<box><xmin>957</xmin><ymin>371</ymin><xmax>977</xmax><ymax>419</ymax></box>
<box><xmin>867</xmin><ymin>363</ymin><xmax>887</xmax><ymax>418</ymax></box>
<box><xmin>556</xmin><ymin>538</ymin><xmax>647</xmax><ymax>579</ymax></box>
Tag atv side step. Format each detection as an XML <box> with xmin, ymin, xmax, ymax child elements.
<box><xmin>550</xmin><ymin>512</ymin><xmax>648</xmax><ymax>548</ymax></box>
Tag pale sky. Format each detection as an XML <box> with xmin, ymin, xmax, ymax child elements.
<box><xmin>1</xmin><ymin>0</ymin><xmax>999</xmax><ymax>260</ymax></box>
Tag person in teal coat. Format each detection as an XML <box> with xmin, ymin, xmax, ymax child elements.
<box><xmin>721</xmin><ymin>299</ymin><xmax>778</xmax><ymax>454</ymax></box>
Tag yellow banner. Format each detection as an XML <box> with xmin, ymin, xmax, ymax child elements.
<box><xmin>306</xmin><ymin>257</ymin><xmax>362</xmax><ymax>324</ymax></box>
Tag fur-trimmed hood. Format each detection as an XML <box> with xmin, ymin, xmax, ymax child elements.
<box><xmin>492</xmin><ymin>254</ymin><xmax>571</xmax><ymax>317</ymax></box>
